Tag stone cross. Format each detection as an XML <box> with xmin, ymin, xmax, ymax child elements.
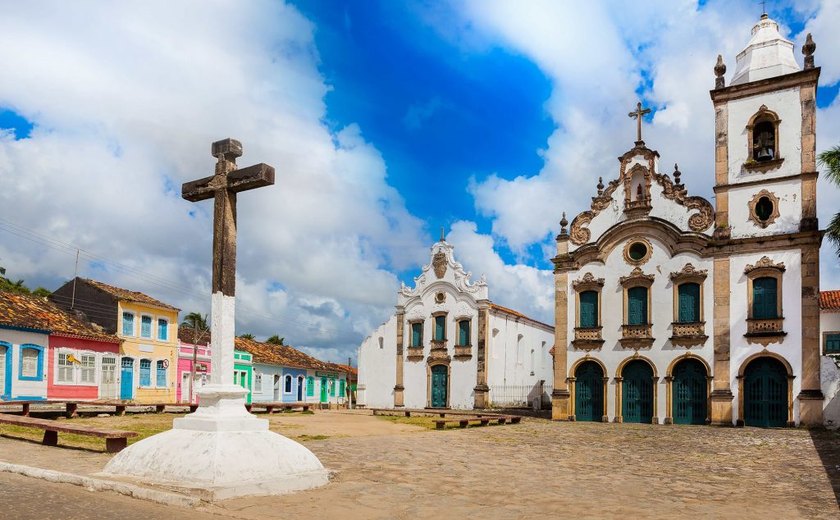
<box><xmin>628</xmin><ymin>102</ymin><xmax>651</xmax><ymax>145</ymax></box>
<box><xmin>182</xmin><ymin>139</ymin><xmax>274</xmax><ymax>387</ymax></box>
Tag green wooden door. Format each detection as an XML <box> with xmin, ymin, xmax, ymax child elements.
<box><xmin>430</xmin><ymin>365</ymin><xmax>447</xmax><ymax>408</ymax></box>
<box><xmin>627</xmin><ymin>287</ymin><xmax>647</xmax><ymax>325</ymax></box>
<box><xmin>320</xmin><ymin>377</ymin><xmax>328</xmax><ymax>403</ymax></box>
<box><xmin>575</xmin><ymin>361</ymin><xmax>603</xmax><ymax>422</ymax></box>
<box><xmin>744</xmin><ymin>357</ymin><xmax>787</xmax><ymax>427</ymax></box>
<box><xmin>672</xmin><ymin>359</ymin><xmax>707</xmax><ymax>425</ymax></box>
<box><xmin>677</xmin><ymin>283</ymin><xmax>700</xmax><ymax>323</ymax></box>
<box><xmin>622</xmin><ymin>360</ymin><xmax>653</xmax><ymax>423</ymax></box>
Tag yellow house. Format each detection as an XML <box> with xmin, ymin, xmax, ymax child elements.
<box><xmin>51</xmin><ymin>278</ymin><xmax>180</xmax><ymax>403</ymax></box>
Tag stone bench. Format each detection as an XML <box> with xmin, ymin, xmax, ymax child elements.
<box><xmin>245</xmin><ymin>402</ymin><xmax>311</xmax><ymax>414</ymax></box>
<box><xmin>0</xmin><ymin>413</ymin><xmax>138</xmax><ymax>453</ymax></box>
<box><xmin>433</xmin><ymin>415</ymin><xmax>522</xmax><ymax>430</ymax></box>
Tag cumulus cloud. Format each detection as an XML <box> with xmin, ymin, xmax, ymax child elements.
<box><xmin>0</xmin><ymin>1</ymin><xmax>428</xmax><ymax>363</ymax></box>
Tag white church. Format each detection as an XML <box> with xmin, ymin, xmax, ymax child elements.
<box><xmin>552</xmin><ymin>13</ymin><xmax>824</xmax><ymax>427</ymax></box>
<box><xmin>357</xmin><ymin>237</ymin><xmax>554</xmax><ymax>410</ymax></box>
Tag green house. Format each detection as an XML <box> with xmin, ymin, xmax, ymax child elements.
<box><xmin>233</xmin><ymin>349</ymin><xmax>253</xmax><ymax>404</ymax></box>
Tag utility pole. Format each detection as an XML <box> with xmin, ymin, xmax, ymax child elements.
<box><xmin>70</xmin><ymin>249</ymin><xmax>80</xmax><ymax>309</ymax></box>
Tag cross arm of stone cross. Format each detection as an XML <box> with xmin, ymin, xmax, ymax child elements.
<box><xmin>182</xmin><ymin>163</ymin><xmax>275</xmax><ymax>202</ymax></box>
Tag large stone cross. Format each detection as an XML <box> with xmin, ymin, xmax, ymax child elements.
<box><xmin>182</xmin><ymin>138</ymin><xmax>274</xmax><ymax>386</ymax></box>
<box><xmin>628</xmin><ymin>101</ymin><xmax>651</xmax><ymax>145</ymax></box>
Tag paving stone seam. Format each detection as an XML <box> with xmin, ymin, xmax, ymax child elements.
<box><xmin>0</xmin><ymin>461</ymin><xmax>200</xmax><ymax>508</ymax></box>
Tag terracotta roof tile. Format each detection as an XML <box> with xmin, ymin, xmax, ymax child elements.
<box><xmin>83</xmin><ymin>278</ymin><xmax>180</xmax><ymax>311</ymax></box>
<box><xmin>0</xmin><ymin>290</ymin><xmax>120</xmax><ymax>343</ymax></box>
<box><xmin>233</xmin><ymin>337</ymin><xmax>330</xmax><ymax>371</ymax></box>
<box><xmin>821</xmin><ymin>290</ymin><xmax>840</xmax><ymax>311</ymax></box>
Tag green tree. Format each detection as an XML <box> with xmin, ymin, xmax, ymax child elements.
<box><xmin>266</xmin><ymin>335</ymin><xmax>285</xmax><ymax>345</ymax></box>
<box><xmin>819</xmin><ymin>145</ymin><xmax>840</xmax><ymax>252</ymax></box>
<box><xmin>238</xmin><ymin>333</ymin><xmax>255</xmax><ymax>340</ymax></box>
<box><xmin>0</xmin><ymin>270</ymin><xmax>50</xmax><ymax>296</ymax></box>
<box><xmin>181</xmin><ymin>312</ymin><xmax>209</xmax><ymax>331</ymax></box>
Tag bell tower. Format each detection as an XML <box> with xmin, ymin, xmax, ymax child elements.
<box><xmin>709</xmin><ymin>13</ymin><xmax>823</xmax><ymax>426</ymax></box>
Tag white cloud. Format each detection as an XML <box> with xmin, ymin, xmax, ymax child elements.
<box><xmin>0</xmin><ymin>1</ymin><xmax>428</xmax><ymax>362</ymax></box>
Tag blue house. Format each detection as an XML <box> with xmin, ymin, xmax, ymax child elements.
<box><xmin>235</xmin><ymin>337</ymin><xmax>325</xmax><ymax>404</ymax></box>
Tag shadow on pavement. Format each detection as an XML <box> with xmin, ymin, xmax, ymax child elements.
<box><xmin>810</xmin><ymin>429</ymin><xmax>840</xmax><ymax>508</ymax></box>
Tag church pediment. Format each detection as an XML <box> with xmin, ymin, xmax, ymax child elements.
<box><xmin>568</xmin><ymin>143</ymin><xmax>714</xmax><ymax>250</ymax></box>
<box><xmin>398</xmin><ymin>239</ymin><xmax>488</xmax><ymax>306</ymax></box>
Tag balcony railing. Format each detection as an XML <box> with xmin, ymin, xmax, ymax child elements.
<box><xmin>745</xmin><ymin>317</ymin><xmax>786</xmax><ymax>345</ymax></box>
<box><xmin>670</xmin><ymin>321</ymin><xmax>708</xmax><ymax>348</ymax></box>
<box><xmin>572</xmin><ymin>327</ymin><xmax>604</xmax><ymax>351</ymax></box>
<box><xmin>619</xmin><ymin>324</ymin><xmax>654</xmax><ymax>350</ymax></box>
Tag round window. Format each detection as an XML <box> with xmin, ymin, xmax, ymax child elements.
<box><xmin>628</xmin><ymin>242</ymin><xmax>648</xmax><ymax>261</ymax></box>
<box><xmin>755</xmin><ymin>196</ymin><xmax>774</xmax><ymax>222</ymax></box>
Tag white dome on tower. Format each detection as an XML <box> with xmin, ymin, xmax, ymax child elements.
<box><xmin>731</xmin><ymin>14</ymin><xmax>800</xmax><ymax>85</ymax></box>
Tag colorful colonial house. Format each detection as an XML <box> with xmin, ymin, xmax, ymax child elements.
<box><xmin>176</xmin><ymin>325</ymin><xmax>211</xmax><ymax>403</ymax></box>
<box><xmin>51</xmin><ymin>278</ymin><xmax>179</xmax><ymax>403</ymax></box>
<box><xmin>0</xmin><ymin>291</ymin><xmax>121</xmax><ymax>401</ymax></box>
<box><xmin>233</xmin><ymin>348</ymin><xmax>253</xmax><ymax>404</ymax></box>
<box><xmin>821</xmin><ymin>291</ymin><xmax>840</xmax><ymax>428</ymax></box>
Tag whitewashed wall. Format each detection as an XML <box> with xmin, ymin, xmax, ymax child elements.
<box><xmin>820</xmin><ymin>311</ymin><xmax>840</xmax><ymax>428</ymax></box>
<box><xmin>357</xmin><ymin>316</ymin><xmax>396</xmax><ymax>408</ymax></box>
<box><xmin>0</xmin><ymin>329</ymin><xmax>50</xmax><ymax>399</ymax></box>
<box><xmin>250</xmin><ymin>363</ymin><xmax>283</xmax><ymax>403</ymax></box>
<box><xmin>486</xmin><ymin>312</ymin><xmax>553</xmax><ymax>407</ymax></box>
<box><xmin>728</xmin><ymin>178</ymin><xmax>801</xmax><ymax>238</ymax></box>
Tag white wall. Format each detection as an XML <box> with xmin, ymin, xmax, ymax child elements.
<box><xmin>820</xmin><ymin>311</ymin><xmax>840</xmax><ymax>428</ymax></box>
<box><xmin>728</xmin><ymin>178</ymin><xmax>801</xmax><ymax>238</ymax></box>
<box><xmin>250</xmin><ymin>363</ymin><xmax>283</xmax><ymax>403</ymax></box>
<box><xmin>0</xmin><ymin>329</ymin><xmax>50</xmax><ymax>399</ymax></box>
<box><xmin>357</xmin><ymin>316</ymin><xmax>396</xmax><ymax>408</ymax></box>
<box><xmin>486</xmin><ymin>312</ymin><xmax>553</xmax><ymax>407</ymax></box>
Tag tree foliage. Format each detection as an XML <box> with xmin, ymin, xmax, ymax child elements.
<box><xmin>266</xmin><ymin>335</ymin><xmax>285</xmax><ymax>345</ymax></box>
<box><xmin>818</xmin><ymin>145</ymin><xmax>840</xmax><ymax>253</ymax></box>
<box><xmin>0</xmin><ymin>270</ymin><xmax>51</xmax><ymax>297</ymax></box>
<box><xmin>181</xmin><ymin>312</ymin><xmax>209</xmax><ymax>331</ymax></box>
<box><xmin>238</xmin><ymin>333</ymin><xmax>255</xmax><ymax>340</ymax></box>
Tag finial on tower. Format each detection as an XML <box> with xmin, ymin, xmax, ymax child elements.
<box><xmin>714</xmin><ymin>55</ymin><xmax>727</xmax><ymax>89</ymax></box>
<box><xmin>803</xmin><ymin>33</ymin><xmax>816</xmax><ymax>69</ymax></box>
<box><xmin>440</xmin><ymin>226</ymin><xmax>445</xmax><ymax>242</ymax></box>
<box><xmin>673</xmin><ymin>163</ymin><xmax>683</xmax><ymax>191</ymax></box>
<box><xmin>597</xmin><ymin>177</ymin><xmax>604</xmax><ymax>196</ymax></box>
<box><xmin>559</xmin><ymin>213</ymin><xmax>568</xmax><ymax>236</ymax></box>
<box><xmin>628</xmin><ymin>102</ymin><xmax>651</xmax><ymax>147</ymax></box>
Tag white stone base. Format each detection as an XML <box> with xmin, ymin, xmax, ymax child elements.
<box><xmin>101</xmin><ymin>384</ymin><xmax>329</xmax><ymax>501</ymax></box>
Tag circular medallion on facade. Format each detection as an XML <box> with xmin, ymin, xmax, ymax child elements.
<box><xmin>748</xmin><ymin>189</ymin><xmax>780</xmax><ymax>228</ymax></box>
<box><xmin>623</xmin><ymin>238</ymin><xmax>652</xmax><ymax>266</ymax></box>
<box><xmin>435</xmin><ymin>292</ymin><xmax>446</xmax><ymax>304</ymax></box>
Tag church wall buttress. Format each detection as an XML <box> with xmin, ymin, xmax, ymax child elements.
<box><xmin>710</xmin><ymin>257</ymin><xmax>734</xmax><ymax>425</ymax></box>
<box><xmin>394</xmin><ymin>310</ymin><xmax>405</xmax><ymax>407</ymax></box>
<box><xmin>552</xmin><ymin>270</ymin><xmax>570</xmax><ymax>421</ymax></box>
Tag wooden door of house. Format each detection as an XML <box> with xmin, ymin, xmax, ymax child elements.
<box><xmin>120</xmin><ymin>358</ymin><xmax>134</xmax><ymax>400</ymax></box>
<box><xmin>744</xmin><ymin>357</ymin><xmax>787</xmax><ymax>427</ymax></box>
<box><xmin>0</xmin><ymin>344</ymin><xmax>7</xmax><ymax>398</ymax></box>
<box><xmin>622</xmin><ymin>360</ymin><xmax>653</xmax><ymax>423</ymax></box>
<box><xmin>430</xmin><ymin>365</ymin><xmax>447</xmax><ymax>408</ymax></box>
<box><xmin>672</xmin><ymin>359</ymin><xmax>707</xmax><ymax>425</ymax></box>
<box><xmin>99</xmin><ymin>356</ymin><xmax>118</xmax><ymax>399</ymax></box>
<box><xmin>575</xmin><ymin>361</ymin><xmax>603</xmax><ymax>422</ymax></box>
<box><xmin>320</xmin><ymin>377</ymin><xmax>328</xmax><ymax>403</ymax></box>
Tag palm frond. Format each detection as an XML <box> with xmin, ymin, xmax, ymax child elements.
<box><xmin>826</xmin><ymin>212</ymin><xmax>840</xmax><ymax>255</ymax></box>
<box><xmin>818</xmin><ymin>146</ymin><xmax>840</xmax><ymax>186</ymax></box>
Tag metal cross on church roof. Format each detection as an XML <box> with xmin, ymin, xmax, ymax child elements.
<box><xmin>628</xmin><ymin>102</ymin><xmax>651</xmax><ymax>146</ymax></box>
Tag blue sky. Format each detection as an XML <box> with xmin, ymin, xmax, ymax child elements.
<box><xmin>0</xmin><ymin>1</ymin><xmax>838</xmax><ymax>363</ymax></box>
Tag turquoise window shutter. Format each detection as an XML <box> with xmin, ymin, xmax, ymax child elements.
<box><xmin>627</xmin><ymin>287</ymin><xmax>648</xmax><ymax>325</ymax></box>
<box><xmin>157</xmin><ymin>319</ymin><xmax>168</xmax><ymax>341</ymax></box>
<box><xmin>122</xmin><ymin>313</ymin><xmax>134</xmax><ymax>336</ymax></box>
<box><xmin>753</xmin><ymin>277</ymin><xmax>778</xmax><ymax>319</ymax></box>
<box><xmin>826</xmin><ymin>334</ymin><xmax>840</xmax><ymax>354</ymax></box>
<box><xmin>678</xmin><ymin>283</ymin><xmax>700</xmax><ymax>323</ymax></box>
<box><xmin>579</xmin><ymin>291</ymin><xmax>598</xmax><ymax>328</ymax></box>
<box><xmin>139</xmin><ymin>359</ymin><xmax>151</xmax><ymax>387</ymax></box>
<box><xmin>141</xmin><ymin>316</ymin><xmax>152</xmax><ymax>338</ymax></box>
<box><xmin>156</xmin><ymin>360</ymin><xmax>166</xmax><ymax>387</ymax></box>
<box><xmin>435</xmin><ymin>316</ymin><xmax>445</xmax><ymax>341</ymax></box>
<box><xmin>411</xmin><ymin>322</ymin><xmax>422</xmax><ymax>347</ymax></box>
<box><xmin>458</xmin><ymin>320</ymin><xmax>470</xmax><ymax>345</ymax></box>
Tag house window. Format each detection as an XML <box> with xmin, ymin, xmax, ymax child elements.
<box><xmin>579</xmin><ymin>290</ymin><xmax>598</xmax><ymax>328</ymax></box>
<box><xmin>155</xmin><ymin>360</ymin><xmax>167</xmax><ymax>387</ymax></box>
<box><xmin>826</xmin><ymin>334</ymin><xmax>840</xmax><ymax>354</ymax></box>
<box><xmin>411</xmin><ymin>322</ymin><xmax>423</xmax><ymax>347</ymax></box>
<box><xmin>57</xmin><ymin>353</ymin><xmax>74</xmax><ymax>383</ymax></box>
<box><xmin>457</xmin><ymin>319</ymin><xmax>471</xmax><ymax>346</ymax></box>
<box><xmin>752</xmin><ymin>277</ymin><xmax>778</xmax><ymax>319</ymax></box>
<box><xmin>140</xmin><ymin>316</ymin><xmax>153</xmax><ymax>338</ymax></box>
<box><xmin>434</xmin><ymin>315</ymin><xmax>446</xmax><ymax>341</ymax></box>
<box><xmin>139</xmin><ymin>359</ymin><xmax>152</xmax><ymax>387</ymax></box>
<box><xmin>254</xmin><ymin>372</ymin><xmax>263</xmax><ymax>393</ymax></box>
<box><xmin>284</xmin><ymin>375</ymin><xmax>292</xmax><ymax>393</ymax></box>
<box><xmin>307</xmin><ymin>376</ymin><xmax>314</xmax><ymax>397</ymax></box>
<box><xmin>80</xmin><ymin>354</ymin><xmax>96</xmax><ymax>384</ymax></box>
<box><xmin>677</xmin><ymin>283</ymin><xmax>701</xmax><ymax>323</ymax></box>
<box><xmin>122</xmin><ymin>312</ymin><xmax>135</xmax><ymax>336</ymax></box>
<box><xmin>157</xmin><ymin>318</ymin><xmax>168</xmax><ymax>341</ymax></box>
<box><xmin>339</xmin><ymin>379</ymin><xmax>346</xmax><ymax>397</ymax></box>
<box><xmin>627</xmin><ymin>287</ymin><xmax>648</xmax><ymax>326</ymax></box>
<box><xmin>19</xmin><ymin>346</ymin><xmax>43</xmax><ymax>380</ymax></box>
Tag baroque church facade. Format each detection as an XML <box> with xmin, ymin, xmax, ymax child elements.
<box><xmin>357</xmin><ymin>238</ymin><xmax>554</xmax><ymax>410</ymax></box>
<box><xmin>551</xmin><ymin>14</ymin><xmax>824</xmax><ymax>427</ymax></box>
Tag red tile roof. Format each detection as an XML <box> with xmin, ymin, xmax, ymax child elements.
<box><xmin>0</xmin><ymin>290</ymin><xmax>120</xmax><ymax>343</ymax></box>
<box><xmin>83</xmin><ymin>278</ymin><xmax>180</xmax><ymax>311</ymax></box>
<box><xmin>821</xmin><ymin>290</ymin><xmax>840</xmax><ymax>311</ymax></box>
<box><xmin>233</xmin><ymin>337</ymin><xmax>331</xmax><ymax>371</ymax></box>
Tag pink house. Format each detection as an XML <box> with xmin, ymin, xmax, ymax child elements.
<box><xmin>177</xmin><ymin>325</ymin><xmax>211</xmax><ymax>403</ymax></box>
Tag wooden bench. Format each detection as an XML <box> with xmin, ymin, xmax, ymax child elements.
<box><xmin>434</xmin><ymin>415</ymin><xmax>522</xmax><ymax>430</ymax></box>
<box><xmin>245</xmin><ymin>402</ymin><xmax>311</xmax><ymax>414</ymax></box>
<box><xmin>0</xmin><ymin>413</ymin><xmax>138</xmax><ymax>453</ymax></box>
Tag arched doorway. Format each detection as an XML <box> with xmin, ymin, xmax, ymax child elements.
<box><xmin>743</xmin><ymin>357</ymin><xmax>788</xmax><ymax>427</ymax></box>
<box><xmin>672</xmin><ymin>358</ymin><xmax>707</xmax><ymax>425</ymax></box>
<box><xmin>622</xmin><ymin>360</ymin><xmax>654</xmax><ymax>423</ymax></box>
<box><xmin>430</xmin><ymin>365</ymin><xmax>448</xmax><ymax>408</ymax></box>
<box><xmin>575</xmin><ymin>361</ymin><xmax>603</xmax><ymax>422</ymax></box>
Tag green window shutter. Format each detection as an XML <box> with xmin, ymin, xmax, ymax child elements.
<box><xmin>753</xmin><ymin>277</ymin><xmax>778</xmax><ymax>319</ymax></box>
<box><xmin>826</xmin><ymin>334</ymin><xmax>840</xmax><ymax>354</ymax></box>
<box><xmin>458</xmin><ymin>320</ymin><xmax>470</xmax><ymax>345</ymax></box>
<box><xmin>435</xmin><ymin>316</ymin><xmax>445</xmax><ymax>341</ymax></box>
<box><xmin>339</xmin><ymin>380</ymin><xmax>346</xmax><ymax>397</ymax></box>
<box><xmin>579</xmin><ymin>291</ymin><xmax>598</xmax><ymax>328</ymax></box>
<box><xmin>678</xmin><ymin>283</ymin><xmax>700</xmax><ymax>323</ymax></box>
<box><xmin>411</xmin><ymin>322</ymin><xmax>422</xmax><ymax>347</ymax></box>
<box><xmin>627</xmin><ymin>287</ymin><xmax>648</xmax><ymax>326</ymax></box>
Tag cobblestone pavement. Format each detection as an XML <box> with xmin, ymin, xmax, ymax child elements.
<box><xmin>1</xmin><ymin>415</ymin><xmax>839</xmax><ymax>519</ymax></box>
